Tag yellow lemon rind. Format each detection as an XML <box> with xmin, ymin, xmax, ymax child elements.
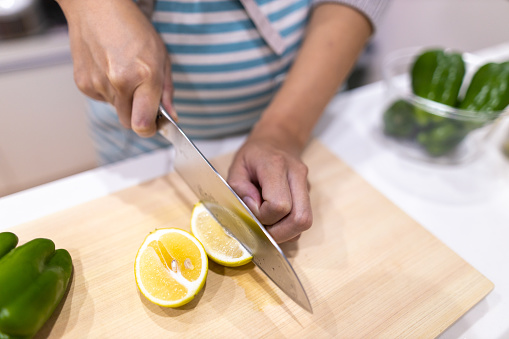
<box><xmin>207</xmin><ymin>253</ymin><xmax>253</xmax><ymax>268</ymax></box>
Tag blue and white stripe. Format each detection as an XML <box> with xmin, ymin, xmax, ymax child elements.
<box><xmin>154</xmin><ymin>0</ymin><xmax>311</xmax><ymax>138</ymax></box>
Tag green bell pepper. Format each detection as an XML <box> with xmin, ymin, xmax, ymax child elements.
<box><xmin>416</xmin><ymin>122</ymin><xmax>468</xmax><ymax>157</ymax></box>
<box><xmin>412</xmin><ymin>49</ymin><xmax>466</xmax><ymax>106</ymax></box>
<box><xmin>383</xmin><ymin>99</ymin><xmax>416</xmax><ymax>138</ymax></box>
<box><xmin>411</xmin><ymin>49</ymin><xmax>466</xmax><ymax>127</ymax></box>
<box><xmin>0</xmin><ymin>232</ymin><xmax>72</xmax><ymax>339</ymax></box>
<box><xmin>385</xmin><ymin>49</ymin><xmax>509</xmax><ymax>158</ymax></box>
<box><xmin>0</xmin><ymin>232</ymin><xmax>17</xmax><ymax>259</ymax></box>
<box><xmin>459</xmin><ymin>61</ymin><xmax>509</xmax><ymax>116</ymax></box>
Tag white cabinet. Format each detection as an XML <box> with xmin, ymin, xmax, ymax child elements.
<box><xmin>0</xmin><ymin>29</ymin><xmax>96</xmax><ymax>197</ymax></box>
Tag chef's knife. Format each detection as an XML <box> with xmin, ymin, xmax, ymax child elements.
<box><xmin>157</xmin><ymin>104</ymin><xmax>312</xmax><ymax>313</ymax></box>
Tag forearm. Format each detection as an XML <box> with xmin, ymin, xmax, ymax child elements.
<box><xmin>253</xmin><ymin>3</ymin><xmax>372</xmax><ymax>151</ymax></box>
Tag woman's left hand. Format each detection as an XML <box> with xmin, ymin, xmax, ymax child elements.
<box><xmin>227</xmin><ymin>123</ymin><xmax>312</xmax><ymax>243</ymax></box>
<box><xmin>227</xmin><ymin>2</ymin><xmax>373</xmax><ymax>243</ymax></box>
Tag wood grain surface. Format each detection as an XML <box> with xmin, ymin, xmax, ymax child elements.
<box><xmin>7</xmin><ymin>140</ymin><xmax>493</xmax><ymax>338</ymax></box>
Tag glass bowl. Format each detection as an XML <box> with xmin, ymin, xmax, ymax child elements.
<box><xmin>380</xmin><ymin>47</ymin><xmax>509</xmax><ymax>164</ymax></box>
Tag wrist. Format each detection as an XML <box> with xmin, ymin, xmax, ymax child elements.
<box><xmin>55</xmin><ymin>0</ymin><xmax>120</xmax><ymax>20</ymax></box>
<box><xmin>55</xmin><ymin>0</ymin><xmax>92</xmax><ymax>20</ymax></box>
<box><xmin>249</xmin><ymin>114</ymin><xmax>310</xmax><ymax>156</ymax></box>
<box><xmin>252</xmin><ymin>97</ymin><xmax>320</xmax><ymax>153</ymax></box>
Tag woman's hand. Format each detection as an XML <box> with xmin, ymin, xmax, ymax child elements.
<box><xmin>56</xmin><ymin>0</ymin><xmax>175</xmax><ymax>137</ymax></box>
<box><xmin>227</xmin><ymin>3</ymin><xmax>372</xmax><ymax>243</ymax></box>
<box><xmin>227</xmin><ymin>122</ymin><xmax>312</xmax><ymax>243</ymax></box>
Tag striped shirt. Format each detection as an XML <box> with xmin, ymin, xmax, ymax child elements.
<box><xmin>88</xmin><ymin>0</ymin><xmax>387</xmax><ymax>164</ymax></box>
<box><xmin>153</xmin><ymin>0</ymin><xmax>311</xmax><ymax>138</ymax></box>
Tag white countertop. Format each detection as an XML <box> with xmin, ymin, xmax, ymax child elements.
<box><xmin>2</xmin><ymin>44</ymin><xmax>509</xmax><ymax>338</ymax></box>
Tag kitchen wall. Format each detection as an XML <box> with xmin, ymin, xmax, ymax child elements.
<box><xmin>1</xmin><ymin>0</ymin><xmax>508</xmax><ymax>197</ymax></box>
<box><xmin>0</xmin><ymin>30</ymin><xmax>96</xmax><ymax>197</ymax></box>
<box><xmin>358</xmin><ymin>0</ymin><xmax>509</xmax><ymax>87</ymax></box>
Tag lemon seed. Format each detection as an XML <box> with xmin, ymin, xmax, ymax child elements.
<box><xmin>171</xmin><ymin>259</ymin><xmax>178</xmax><ymax>272</ymax></box>
<box><xmin>184</xmin><ymin>258</ymin><xmax>194</xmax><ymax>270</ymax></box>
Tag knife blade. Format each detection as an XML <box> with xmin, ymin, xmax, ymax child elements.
<box><xmin>157</xmin><ymin>104</ymin><xmax>312</xmax><ymax>313</ymax></box>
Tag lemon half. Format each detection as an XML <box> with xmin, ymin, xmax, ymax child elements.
<box><xmin>134</xmin><ymin>228</ymin><xmax>208</xmax><ymax>307</ymax></box>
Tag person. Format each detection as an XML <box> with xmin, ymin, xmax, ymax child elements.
<box><xmin>55</xmin><ymin>0</ymin><xmax>387</xmax><ymax>243</ymax></box>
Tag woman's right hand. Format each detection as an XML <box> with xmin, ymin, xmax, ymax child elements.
<box><xmin>56</xmin><ymin>0</ymin><xmax>175</xmax><ymax>137</ymax></box>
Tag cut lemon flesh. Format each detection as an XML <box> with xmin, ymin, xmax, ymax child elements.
<box><xmin>134</xmin><ymin>228</ymin><xmax>208</xmax><ymax>307</ymax></box>
<box><xmin>191</xmin><ymin>202</ymin><xmax>252</xmax><ymax>267</ymax></box>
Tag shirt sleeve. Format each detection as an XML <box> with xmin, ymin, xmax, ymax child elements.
<box><xmin>311</xmin><ymin>0</ymin><xmax>390</xmax><ymax>32</ymax></box>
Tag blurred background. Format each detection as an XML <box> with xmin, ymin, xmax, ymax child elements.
<box><xmin>1</xmin><ymin>0</ymin><xmax>509</xmax><ymax>197</ymax></box>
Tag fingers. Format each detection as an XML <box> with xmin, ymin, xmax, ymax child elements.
<box><xmin>256</xmin><ymin>155</ymin><xmax>292</xmax><ymax>226</ymax></box>
<box><xmin>68</xmin><ymin>7</ymin><xmax>172</xmax><ymax>138</ymax></box>
<box><xmin>266</xmin><ymin>162</ymin><xmax>312</xmax><ymax>243</ymax></box>
<box><xmin>73</xmin><ymin>46</ymin><xmax>137</xmax><ymax>129</ymax></box>
<box><xmin>80</xmin><ymin>62</ymin><xmax>163</xmax><ymax>137</ymax></box>
<box><xmin>228</xmin><ymin>146</ymin><xmax>313</xmax><ymax>244</ymax></box>
<box><xmin>113</xmin><ymin>93</ymin><xmax>133</xmax><ymax>129</ymax></box>
<box><xmin>227</xmin><ymin>158</ymin><xmax>262</xmax><ymax>215</ymax></box>
<box><xmin>73</xmin><ymin>44</ymin><xmax>109</xmax><ymax>103</ymax></box>
<box><xmin>85</xmin><ymin>57</ymin><xmax>166</xmax><ymax>137</ymax></box>
<box><xmin>131</xmin><ymin>79</ymin><xmax>162</xmax><ymax>137</ymax></box>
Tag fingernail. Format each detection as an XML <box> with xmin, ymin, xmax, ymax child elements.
<box><xmin>243</xmin><ymin>196</ymin><xmax>259</xmax><ymax>215</ymax></box>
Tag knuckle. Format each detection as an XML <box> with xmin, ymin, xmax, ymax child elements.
<box><xmin>271</xmin><ymin>200</ymin><xmax>292</xmax><ymax>216</ymax></box>
<box><xmin>293</xmin><ymin>210</ymin><xmax>313</xmax><ymax>232</ymax></box>
<box><xmin>297</xmin><ymin>162</ymin><xmax>309</xmax><ymax>176</ymax></box>
<box><xmin>110</xmin><ymin>60</ymin><xmax>160</xmax><ymax>91</ymax></box>
<box><xmin>291</xmin><ymin>160</ymin><xmax>308</xmax><ymax>177</ymax></box>
<box><xmin>108</xmin><ymin>66</ymin><xmax>132</xmax><ymax>90</ymax></box>
<box><xmin>74</xmin><ymin>71</ymin><xmax>92</xmax><ymax>93</ymax></box>
<box><xmin>134</xmin><ymin>58</ymin><xmax>159</xmax><ymax>82</ymax></box>
<box><xmin>90</xmin><ymin>74</ymin><xmax>104</xmax><ymax>90</ymax></box>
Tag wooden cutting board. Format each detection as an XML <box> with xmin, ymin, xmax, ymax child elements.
<box><xmin>6</xmin><ymin>140</ymin><xmax>492</xmax><ymax>338</ymax></box>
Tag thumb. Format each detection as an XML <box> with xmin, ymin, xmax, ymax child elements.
<box><xmin>131</xmin><ymin>82</ymin><xmax>160</xmax><ymax>137</ymax></box>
